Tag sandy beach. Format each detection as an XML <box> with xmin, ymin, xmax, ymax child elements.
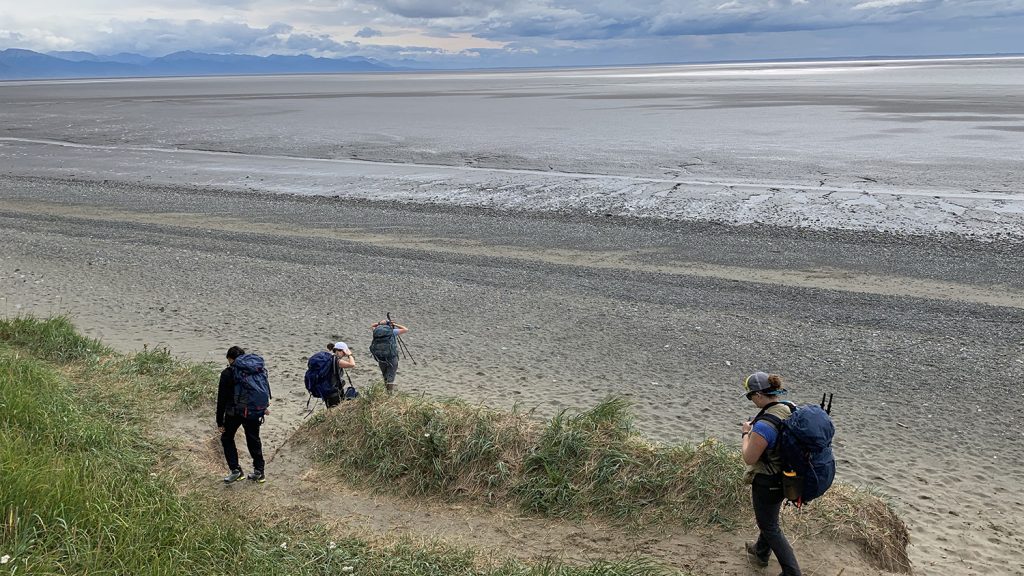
<box><xmin>1</xmin><ymin>175</ymin><xmax>1022</xmax><ymax>575</ymax></box>
<box><xmin>2</xmin><ymin>59</ymin><xmax>1024</xmax><ymax>575</ymax></box>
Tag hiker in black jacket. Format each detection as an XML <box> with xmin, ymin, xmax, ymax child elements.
<box><xmin>217</xmin><ymin>346</ymin><xmax>267</xmax><ymax>484</ymax></box>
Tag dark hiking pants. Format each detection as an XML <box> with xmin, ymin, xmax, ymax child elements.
<box><xmin>751</xmin><ymin>474</ymin><xmax>802</xmax><ymax>576</ymax></box>
<box><xmin>377</xmin><ymin>357</ymin><xmax>398</xmax><ymax>391</ymax></box>
<box><xmin>222</xmin><ymin>414</ymin><xmax>264</xmax><ymax>473</ymax></box>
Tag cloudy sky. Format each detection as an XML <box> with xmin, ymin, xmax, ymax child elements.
<box><xmin>2</xmin><ymin>0</ymin><xmax>1023</xmax><ymax>67</ymax></box>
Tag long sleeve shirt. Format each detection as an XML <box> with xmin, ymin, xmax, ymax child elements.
<box><xmin>216</xmin><ymin>366</ymin><xmax>235</xmax><ymax>427</ymax></box>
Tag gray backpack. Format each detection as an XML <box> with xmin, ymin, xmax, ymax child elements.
<box><xmin>369</xmin><ymin>324</ymin><xmax>398</xmax><ymax>360</ymax></box>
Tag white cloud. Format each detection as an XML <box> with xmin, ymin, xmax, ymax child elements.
<box><xmin>853</xmin><ymin>0</ymin><xmax>926</xmax><ymax>9</ymax></box>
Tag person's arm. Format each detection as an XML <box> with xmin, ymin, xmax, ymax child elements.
<box><xmin>336</xmin><ymin>353</ymin><xmax>356</xmax><ymax>370</ymax></box>
<box><xmin>216</xmin><ymin>369</ymin><xmax>232</xmax><ymax>429</ymax></box>
<box><xmin>373</xmin><ymin>320</ymin><xmax>409</xmax><ymax>334</ymax></box>
<box><xmin>741</xmin><ymin>420</ymin><xmax>770</xmax><ymax>465</ymax></box>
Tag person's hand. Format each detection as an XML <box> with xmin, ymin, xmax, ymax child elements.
<box><xmin>741</xmin><ymin>420</ymin><xmax>753</xmax><ymax>435</ymax></box>
<box><xmin>218</xmin><ymin>426</ymin><xmax>225</xmax><ymax>433</ymax></box>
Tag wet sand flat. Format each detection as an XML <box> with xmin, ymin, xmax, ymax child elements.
<box><xmin>2</xmin><ymin>58</ymin><xmax>1024</xmax><ymax>238</ymax></box>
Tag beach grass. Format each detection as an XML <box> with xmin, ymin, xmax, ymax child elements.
<box><xmin>0</xmin><ymin>314</ymin><xmax>108</xmax><ymax>363</ymax></box>
<box><xmin>302</xmin><ymin>387</ymin><xmax>912</xmax><ymax>572</ymax></box>
<box><xmin>0</xmin><ymin>315</ymin><xmax>676</xmax><ymax>576</ymax></box>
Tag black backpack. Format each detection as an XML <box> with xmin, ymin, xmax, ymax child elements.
<box><xmin>369</xmin><ymin>324</ymin><xmax>398</xmax><ymax>361</ymax></box>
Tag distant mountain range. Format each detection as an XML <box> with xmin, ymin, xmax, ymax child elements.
<box><xmin>0</xmin><ymin>48</ymin><xmax>394</xmax><ymax>80</ymax></box>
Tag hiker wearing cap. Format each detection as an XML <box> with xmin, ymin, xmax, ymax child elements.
<box><xmin>369</xmin><ymin>320</ymin><xmax>408</xmax><ymax>392</ymax></box>
<box><xmin>326</xmin><ymin>342</ymin><xmax>356</xmax><ymax>408</ymax></box>
<box><xmin>740</xmin><ymin>371</ymin><xmax>802</xmax><ymax>576</ymax></box>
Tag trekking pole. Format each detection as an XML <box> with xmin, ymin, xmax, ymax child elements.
<box><xmin>397</xmin><ymin>334</ymin><xmax>419</xmax><ymax>366</ymax></box>
<box><xmin>385</xmin><ymin>312</ymin><xmax>407</xmax><ymax>360</ymax></box>
<box><xmin>386</xmin><ymin>312</ymin><xmax>424</xmax><ymax>366</ymax></box>
<box><xmin>819</xmin><ymin>392</ymin><xmax>834</xmax><ymax>414</ymax></box>
<box><xmin>302</xmin><ymin>395</ymin><xmax>322</xmax><ymax>419</ymax></box>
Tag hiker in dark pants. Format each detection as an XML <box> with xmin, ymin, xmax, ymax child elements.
<box><xmin>217</xmin><ymin>346</ymin><xmax>266</xmax><ymax>484</ymax></box>
<box><xmin>741</xmin><ymin>371</ymin><xmax>801</xmax><ymax>576</ymax></box>
<box><xmin>369</xmin><ymin>319</ymin><xmax>408</xmax><ymax>392</ymax></box>
<box><xmin>326</xmin><ymin>341</ymin><xmax>356</xmax><ymax>407</ymax></box>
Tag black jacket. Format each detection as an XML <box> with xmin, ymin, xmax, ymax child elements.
<box><xmin>216</xmin><ymin>366</ymin><xmax>234</xmax><ymax>427</ymax></box>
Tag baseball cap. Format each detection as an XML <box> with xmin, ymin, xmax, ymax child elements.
<box><xmin>743</xmin><ymin>372</ymin><xmax>772</xmax><ymax>398</ymax></box>
<box><xmin>333</xmin><ymin>342</ymin><xmax>350</xmax><ymax>354</ymax></box>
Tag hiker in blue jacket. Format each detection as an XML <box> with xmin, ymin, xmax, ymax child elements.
<box><xmin>740</xmin><ymin>371</ymin><xmax>801</xmax><ymax>576</ymax></box>
<box><xmin>217</xmin><ymin>346</ymin><xmax>269</xmax><ymax>484</ymax></box>
<box><xmin>369</xmin><ymin>319</ymin><xmax>408</xmax><ymax>392</ymax></box>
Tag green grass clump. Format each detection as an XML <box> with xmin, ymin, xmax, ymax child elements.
<box><xmin>0</xmin><ymin>315</ymin><xmax>677</xmax><ymax>576</ymax></box>
<box><xmin>513</xmin><ymin>398</ymin><xmax>745</xmax><ymax>527</ymax></box>
<box><xmin>303</xmin><ymin>384</ymin><xmax>535</xmax><ymax>501</ymax></box>
<box><xmin>104</xmin><ymin>344</ymin><xmax>219</xmax><ymax>408</ymax></box>
<box><xmin>303</xmin><ymin>389</ymin><xmax>911</xmax><ymax>572</ymax></box>
<box><xmin>304</xmin><ymin>392</ymin><xmax>745</xmax><ymax>528</ymax></box>
<box><xmin>0</xmin><ymin>315</ymin><xmax>108</xmax><ymax>363</ymax></box>
<box><xmin>0</xmin><ymin>314</ymin><xmax>216</xmax><ymax>415</ymax></box>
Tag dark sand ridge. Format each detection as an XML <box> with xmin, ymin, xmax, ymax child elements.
<box><xmin>2</xmin><ymin>177</ymin><xmax>1023</xmax><ymax>575</ymax></box>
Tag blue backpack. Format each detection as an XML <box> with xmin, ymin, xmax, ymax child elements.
<box><xmin>755</xmin><ymin>400</ymin><xmax>836</xmax><ymax>507</ymax></box>
<box><xmin>231</xmin><ymin>354</ymin><xmax>271</xmax><ymax>420</ymax></box>
<box><xmin>304</xmin><ymin>351</ymin><xmax>337</xmax><ymax>399</ymax></box>
<box><xmin>369</xmin><ymin>324</ymin><xmax>398</xmax><ymax>361</ymax></box>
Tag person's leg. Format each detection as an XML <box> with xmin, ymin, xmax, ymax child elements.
<box><xmin>220</xmin><ymin>415</ymin><xmax>243</xmax><ymax>471</ymax></box>
<box><xmin>751</xmin><ymin>476</ymin><xmax>801</xmax><ymax>575</ymax></box>
<box><xmin>324</xmin><ymin>390</ymin><xmax>341</xmax><ymax>408</ymax></box>
<box><xmin>241</xmin><ymin>418</ymin><xmax>265</xmax><ymax>474</ymax></box>
<box><xmin>383</xmin><ymin>358</ymin><xmax>398</xmax><ymax>392</ymax></box>
<box><xmin>377</xmin><ymin>359</ymin><xmax>391</xmax><ymax>391</ymax></box>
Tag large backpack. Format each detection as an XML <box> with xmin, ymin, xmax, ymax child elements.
<box><xmin>304</xmin><ymin>351</ymin><xmax>338</xmax><ymax>399</ymax></box>
<box><xmin>754</xmin><ymin>401</ymin><xmax>836</xmax><ymax>507</ymax></box>
<box><xmin>369</xmin><ymin>324</ymin><xmax>398</xmax><ymax>361</ymax></box>
<box><xmin>231</xmin><ymin>354</ymin><xmax>271</xmax><ymax>420</ymax></box>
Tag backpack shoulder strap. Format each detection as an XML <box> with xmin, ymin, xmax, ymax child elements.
<box><xmin>756</xmin><ymin>412</ymin><xmax>784</xmax><ymax>431</ymax></box>
<box><xmin>752</xmin><ymin>401</ymin><xmax>794</xmax><ymax>430</ymax></box>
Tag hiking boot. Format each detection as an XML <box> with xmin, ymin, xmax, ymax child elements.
<box><xmin>223</xmin><ymin>469</ymin><xmax>245</xmax><ymax>483</ymax></box>
<box><xmin>247</xmin><ymin>470</ymin><xmax>266</xmax><ymax>484</ymax></box>
<box><xmin>745</xmin><ymin>541</ymin><xmax>770</xmax><ymax>568</ymax></box>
